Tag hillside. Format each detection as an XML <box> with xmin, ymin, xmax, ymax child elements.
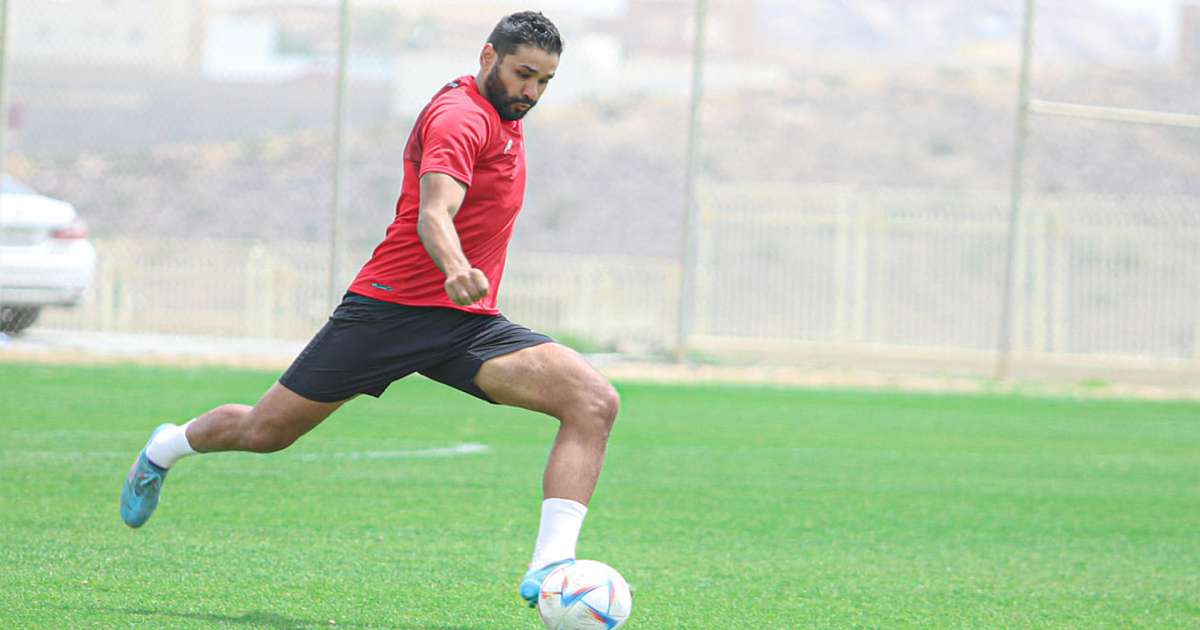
<box><xmin>760</xmin><ymin>0</ymin><xmax>1162</xmax><ymax>61</ymax></box>
<box><xmin>12</xmin><ymin>60</ymin><xmax>1197</xmax><ymax>264</ymax></box>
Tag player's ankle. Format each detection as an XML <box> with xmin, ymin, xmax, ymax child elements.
<box><xmin>529</xmin><ymin>498</ymin><xmax>587</xmax><ymax>570</ymax></box>
<box><xmin>145</xmin><ymin>421</ymin><xmax>197</xmax><ymax>469</ymax></box>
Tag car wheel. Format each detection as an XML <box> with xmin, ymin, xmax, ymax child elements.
<box><xmin>0</xmin><ymin>306</ymin><xmax>41</xmax><ymax>334</ymax></box>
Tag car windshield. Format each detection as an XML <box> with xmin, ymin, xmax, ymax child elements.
<box><xmin>2</xmin><ymin>174</ymin><xmax>36</xmax><ymax>195</ymax></box>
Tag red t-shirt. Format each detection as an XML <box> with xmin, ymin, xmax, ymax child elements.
<box><xmin>349</xmin><ymin>75</ymin><xmax>526</xmax><ymax>315</ymax></box>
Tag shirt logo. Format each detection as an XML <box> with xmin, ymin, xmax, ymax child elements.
<box><xmin>504</xmin><ymin>139</ymin><xmax>514</xmax><ymax>154</ymax></box>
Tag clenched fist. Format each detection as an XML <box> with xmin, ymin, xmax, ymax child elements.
<box><xmin>444</xmin><ymin>268</ymin><xmax>490</xmax><ymax>306</ymax></box>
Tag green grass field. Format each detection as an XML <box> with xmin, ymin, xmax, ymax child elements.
<box><xmin>1</xmin><ymin>362</ymin><xmax>1198</xmax><ymax>628</ymax></box>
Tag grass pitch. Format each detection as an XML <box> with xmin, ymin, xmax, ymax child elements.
<box><xmin>0</xmin><ymin>362</ymin><xmax>1197</xmax><ymax>628</ymax></box>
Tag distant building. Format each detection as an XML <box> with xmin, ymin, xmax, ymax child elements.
<box><xmin>9</xmin><ymin>0</ymin><xmax>206</xmax><ymax>73</ymax></box>
<box><xmin>1182</xmin><ymin>3</ymin><xmax>1200</xmax><ymax>67</ymax></box>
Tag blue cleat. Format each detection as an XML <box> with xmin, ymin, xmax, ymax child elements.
<box><xmin>119</xmin><ymin>423</ymin><xmax>173</xmax><ymax>528</ymax></box>
<box><xmin>519</xmin><ymin>558</ymin><xmax>575</xmax><ymax>608</ymax></box>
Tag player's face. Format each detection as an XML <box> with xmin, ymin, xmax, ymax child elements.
<box><xmin>483</xmin><ymin>44</ymin><xmax>559</xmax><ymax>121</ymax></box>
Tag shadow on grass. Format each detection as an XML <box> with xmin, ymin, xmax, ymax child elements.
<box><xmin>54</xmin><ymin>604</ymin><xmax>482</xmax><ymax>630</ymax></box>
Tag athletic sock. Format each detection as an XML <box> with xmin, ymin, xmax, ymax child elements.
<box><xmin>145</xmin><ymin>420</ymin><xmax>197</xmax><ymax>469</ymax></box>
<box><xmin>529</xmin><ymin>497</ymin><xmax>588</xmax><ymax>570</ymax></box>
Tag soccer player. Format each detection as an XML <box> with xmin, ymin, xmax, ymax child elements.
<box><xmin>119</xmin><ymin>11</ymin><xmax>614</xmax><ymax>607</ymax></box>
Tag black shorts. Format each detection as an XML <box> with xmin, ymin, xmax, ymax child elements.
<box><xmin>279</xmin><ymin>293</ymin><xmax>554</xmax><ymax>403</ymax></box>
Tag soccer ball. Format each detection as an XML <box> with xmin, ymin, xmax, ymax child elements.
<box><xmin>537</xmin><ymin>560</ymin><xmax>633</xmax><ymax>630</ymax></box>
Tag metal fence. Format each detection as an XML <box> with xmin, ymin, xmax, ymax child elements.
<box><xmin>36</xmin><ymin>185</ymin><xmax>1199</xmax><ymax>364</ymax></box>
<box><xmin>3</xmin><ymin>0</ymin><xmax>1199</xmax><ymax>381</ymax></box>
<box><xmin>694</xmin><ymin>185</ymin><xmax>1200</xmax><ymax>359</ymax></box>
<box><xmin>37</xmin><ymin>238</ymin><xmax>681</xmax><ymax>352</ymax></box>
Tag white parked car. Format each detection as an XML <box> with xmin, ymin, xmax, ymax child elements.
<box><xmin>0</xmin><ymin>175</ymin><xmax>97</xmax><ymax>333</ymax></box>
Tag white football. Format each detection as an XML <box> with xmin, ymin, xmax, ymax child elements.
<box><xmin>537</xmin><ymin>560</ymin><xmax>633</xmax><ymax>630</ymax></box>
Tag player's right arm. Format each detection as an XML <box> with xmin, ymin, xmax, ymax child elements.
<box><xmin>416</xmin><ymin>172</ymin><xmax>489</xmax><ymax>306</ymax></box>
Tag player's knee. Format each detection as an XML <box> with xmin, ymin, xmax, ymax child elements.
<box><xmin>597</xmin><ymin>383</ymin><xmax>620</xmax><ymax>427</ymax></box>
<box><xmin>565</xmin><ymin>381</ymin><xmax>619</xmax><ymax>436</ymax></box>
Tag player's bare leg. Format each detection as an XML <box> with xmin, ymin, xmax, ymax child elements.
<box><xmin>473</xmin><ymin>342</ymin><xmax>620</xmax><ymax>605</ymax></box>
<box><xmin>476</xmin><ymin>342</ymin><xmax>618</xmax><ymax>505</ymax></box>
<box><xmin>120</xmin><ymin>382</ymin><xmax>351</xmax><ymax>528</ymax></box>
<box><xmin>185</xmin><ymin>382</ymin><xmax>352</xmax><ymax>453</ymax></box>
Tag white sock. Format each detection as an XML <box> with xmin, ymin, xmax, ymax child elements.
<box><xmin>145</xmin><ymin>420</ymin><xmax>197</xmax><ymax>469</ymax></box>
<box><xmin>530</xmin><ymin>498</ymin><xmax>588</xmax><ymax>570</ymax></box>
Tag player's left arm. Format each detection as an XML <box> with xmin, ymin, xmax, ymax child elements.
<box><xmin>416</xmin><ymin>172</ymin><xmax>489</xmax><ymax>306</ymax></box>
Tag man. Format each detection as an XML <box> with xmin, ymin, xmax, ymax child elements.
<box><xmin>119</xmin><ymin>11</ymin><xmax>617</xmax><ymax>608</ymax></box>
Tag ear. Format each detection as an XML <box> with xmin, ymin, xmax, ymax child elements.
<box><xmin>480</xmin><ymin>43</ymin><xmax>498</xmax><ymax>73</ymax></box>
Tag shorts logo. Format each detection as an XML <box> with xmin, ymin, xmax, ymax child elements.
<box><xmin>371</xmin><ymin>283</ymin><xmax>394</xmax><ymax>292</ymax></box>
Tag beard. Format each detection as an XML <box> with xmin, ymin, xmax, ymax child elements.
<box><xmin>485</xmin><ymin>63</ymin><xmax>537</xmax><ymax>121</ymax></box>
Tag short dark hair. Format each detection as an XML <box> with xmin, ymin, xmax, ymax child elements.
<box><xmin>487</xmin><ymin>11</ymin><xmax>563</xmax><ymax>58</ymax></box>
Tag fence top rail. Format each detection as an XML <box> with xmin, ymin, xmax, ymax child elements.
<box><xmin>699</xmin><ymin>185</ymin><xmax>1200</xmax><ymax>227</ymax></box>
<box><xmin>1028</xmin><ymin>99</ymin><xmax>1200</xmax><ymax>129</ymax></box>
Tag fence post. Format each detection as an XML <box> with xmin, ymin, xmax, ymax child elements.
<box><xmin>1194</xmin><ymin>281</ymin><xmax>1200</xmax><ymax>361</ymax></box>
<box><xmin>328</xmin><ymin>0</ymin><xmax>351</xmax><ymax>310</ymax></box>
<box><xmin>1050</xmin><ymin>210</ymin><xmax>1069</xmax><ymax>353</ymax></box>
<box><xmin>0</xmin><ymin>0</ymin><xmax>9</xmax><ymax>324</ymax></box>
<box><xmin>996</xmin><ymin>0</ymin><xmax>1037</xmax><ymax>379</ymax></box>
<box><xmin>675</xmin><ymin>0</ymin><xmax>709</xmax><ymax>358</ymax></box>
<box><xmin>245</xmin><ymin>243</ymin><xmax>277</xmax><ymax>338</ymax></box>
<box><xmin>1031</xmin><ymin>206</ymin><xmax>1048</xmax><ymax>353</ymax></box>
<box><xmin>833</xmin><ymin>202</ymin><xmax>851</xmax><ymax>342</ymax></box>
<box><xmin>98</xmin><ymin>248</ymin><xmax>116</xmax><ymax>332</ymax></box>
<box><xmin>853</xmin><ymin>201</ymin><xmax>870</xmax><ymax>341</ymax></box>
<box><xmin>870</xmin><ymin>210</ymin><xmax>888</xmax><ymax>342</ymax></box>
<box><xmin>261</xmin><ymin>249</ymin><xmax>276</xmax><ymax>339</ymax></box>
<box><xmin>0</xmin><ymin>0</ymin><xmax>9</xmax><ymax>202</ymax></box>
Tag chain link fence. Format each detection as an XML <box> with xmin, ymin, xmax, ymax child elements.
<box><xmin>1</xmin><ymin>0</ymin><xmax>1197</xmax><ymax>382</ymax></box>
